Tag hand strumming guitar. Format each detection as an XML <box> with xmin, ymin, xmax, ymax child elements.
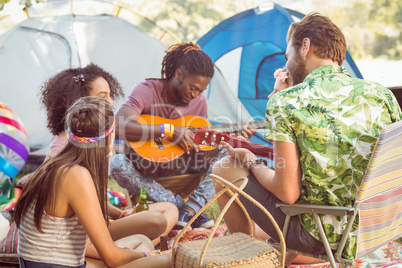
<box><xmin>170</xmin><ymin>125</ymin><xmax>200</xmax><ymax>154</ymax></box>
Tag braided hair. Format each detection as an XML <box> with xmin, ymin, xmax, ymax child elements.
<box><xmin>15</xmin><ymin>97</ymin><xmax>114</xmax><ymax>231</ymax></box>
<box><xmin>161</xmin><ymin>42</ymin><xmax>214</xmax><ymax>80</ymax></box>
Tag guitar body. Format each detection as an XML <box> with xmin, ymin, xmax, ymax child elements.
<box><xmin>127</xmin><ymin>115</ymin><xmax>218</xmax><ymax>177</ymax></box>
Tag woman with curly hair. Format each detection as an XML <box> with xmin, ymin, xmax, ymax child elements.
<box><xmin>17</xmin><ymin>63</ymin><xmax>124</xmax><ymax>186</ymax></box>
<box><xmin>17</xmin><ymin>64</ymin><xmax>178</xmax><ymax>265</ymax></box>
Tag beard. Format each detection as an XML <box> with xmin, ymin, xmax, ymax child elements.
<box><xmin>174</xmin><ymin>85</ymin><xmax>189</xmax><ymax>107</ymax></box>
<box><xmin>288</xmin><ymin>53</ymin><xmax>307</xmax><ymax>86</ymax></box>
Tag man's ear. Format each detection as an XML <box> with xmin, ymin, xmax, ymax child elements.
<box><xmin>299</xmin><ymin>38</ymin><xmax>311</xmax><ymax>59</ymax></box>
<box><xmin>175</xmin><ymin>69</ymin><xmax>183</xmax><ymax>81</ymax></box>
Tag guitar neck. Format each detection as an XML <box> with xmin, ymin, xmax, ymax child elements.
<box><xmin>194</xmin><ymin>127</ymin><xmax>273</xmax><ymax>159</ymax></box>
<box><xmin>204</xmin><ymin>120</ymin><xmax>266</xmax><ymax>134</ymax></box>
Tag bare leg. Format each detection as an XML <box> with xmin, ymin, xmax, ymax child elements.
<box><xmin>116</xmin><ymin>234</ymin><xmax>154</xmax><ymax>251</ymax></box>
<box><xmin>291</xmin><ymin>255</ymin><xmax>326</xmax><ymax>264</ymax></box>
<box><xmin>114</xmin><ymin>235</ymin><xmax>171</xmax><ymax>268</ymax></box>
<box><xmin>212</xmin><ymin>156</ymin><xmax>251</xmax><ymax>234</ymax></box>
<box><xmin>86</xmin><ymin>235</ymin><xmax>171</xmax><ymax>268</ymax></box>
<box><xmin>116</xmin><ymin>254</ymin><xmax>171</xmax><ymax>268</ymax></box>
<box><xmin>254</xmin><ymin>223</ymin><xmax>271</xmax><ymax>240</ymax></box>
<box><xmin>108</xmin><ymin>202</ymin><xmax>178</xmax><ymax>246</ymax></box>
<box><xmin>85</xmin><ymin>234</ymin><xmax>153</xmax><ymax>260</ymax></box>
<box><xmin>148</xmin><ymin>202</ymin><xmax>179</xmax><ymax>245</ymax></box>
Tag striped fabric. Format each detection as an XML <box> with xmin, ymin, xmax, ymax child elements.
<box><xmin>356</xmin><ymin>120</ymin><xmax>402</xmax><ymax>258</ymax></box>
<box><xmin>18</xmin><ymin>204</ymin><xmax>87</xmax><ymax>266</ymax></box>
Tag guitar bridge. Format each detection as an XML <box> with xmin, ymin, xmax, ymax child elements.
<box><xmin>154</xmin><ymin>138</ymin><xmax>165</xmax><ymax>149</ymax></box>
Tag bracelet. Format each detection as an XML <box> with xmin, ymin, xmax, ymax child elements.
<box><xmin>164</xmin><ymin>124</ymin><xmax>174</xmax><ymax>138</ymax></box>
<box><xmin>169</xmin><ymin>124</ymin><xmax>175</xmax><ymax>138</ymax></box>
<box><xmin>118</xmin><ymin>211</ymin><xmax>129</xmax><ymax>219</ymax></box>
<box><xmin>148</xmin><ymin>252</ymin><xmax>163</xmax><ymax>256</ymax></box>
<box><xmin>160</xmin><ymin>124</ymin><xmax>165</xmax><ymax>138</ymax></box>
<box><xmin>164</xmin><ymin>124</ymin><xmax>171</xmax><ymax>137</ymax></box>
<box><xmin>245</xmin><ymin>159</ymin><xmax>268</xmax><ymax>172</ymax></box>
<box><xmin>142</xmin><ymin>253</ymin><xmax>147</xmax><ymax>257</ymax></box>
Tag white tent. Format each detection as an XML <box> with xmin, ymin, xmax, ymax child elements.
<box><xmin>0</xmin><ymin>11</ymin><xmax>243</xmax><ymax>169</ymax></box>
<box><xmin>0</xmin><ymin>14</ymin><xmax>167</xmax><ymax>156</ymax></box>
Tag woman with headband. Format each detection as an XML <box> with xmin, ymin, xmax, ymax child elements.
<box><xmin>16</xmin><ymin>64</ymin><xmax>177</xmax><ymax>265</ymax></box>
<box><xmin>14</xmin><ymin>96</ymin><xmax>171</xmax><ymax>267</ymax></box>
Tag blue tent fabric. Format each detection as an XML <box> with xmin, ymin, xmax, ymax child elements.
<box><xmin>198</xmin><ymin>3</ymin><xmax>363</xmax><ymax>148</ymax></box>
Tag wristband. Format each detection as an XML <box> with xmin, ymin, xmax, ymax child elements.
<box><xmin>164</xmin><ymin>124</ymin><xmax>170</xmax><ymax>137</ymax></box>
<box><xmin>169</xmin><ymin>124</ymin><xmax>175</xmax><ymax>137</ymax></box>
<box><xmin>164</xmin><ymin>124</ymin><xmax>174</xmax><ymax>138</ymax></box>
<box><xmin>160</xmin><ymin>124</ymin><xmax>165</xmax><ymax>138</ymax></box>
<box><xmin>142</xmin><ymin>253</ymin><xmax>147</xmax><ymax>257</ymax></box>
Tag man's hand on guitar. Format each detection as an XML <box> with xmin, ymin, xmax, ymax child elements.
<box><xmin>170</xmin><ymin>125</ymin><xmax>200</xmax><ymax>154</ymax></box>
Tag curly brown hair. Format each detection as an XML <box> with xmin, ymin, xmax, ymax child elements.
<box><xmin>41</xmin><ymin>63</ymin><xmax>123</xmax><ymax>135</ymax></box>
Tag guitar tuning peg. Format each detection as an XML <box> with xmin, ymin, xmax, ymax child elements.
<box><xmin>201</xmin><ymin>140</ymin><xmax>207</xmax><ymax>145</ymax></box>
<box><xmin>221</xmin><ymin>137</ymin><xmax>224</xmax><ymax>141</ymax></box>
<box><xmin>218</xmin><ymin>144</ymin><xmax>222</xmax><ymax>149</ymax></box>
<box><xmin>211</xmin><ymin>142</ymin><xmax>215</xmax><ymax>147</ymax></box>
<box><xmin>205</xmin><ymin>132</ymin><xmax>209</xmax><ymax>138</ymax></box>
<box><xmin>213</xmin><ymin>134</ymin><xmax>216</xmax><ymax>140</ymax></box>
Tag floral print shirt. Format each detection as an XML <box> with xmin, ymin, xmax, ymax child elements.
<box><xmin>265</xmin><ymin>64</ymin><xmax>401</xmax><ymax>258</ymax></box>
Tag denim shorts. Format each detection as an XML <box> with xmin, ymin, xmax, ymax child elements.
<box><xmin>239</xmin><ymin>173</ymin><xmax>327</xmax><ymax>255</ymax></box>
<box><xmin>19</xmin><ymin>256</ymin><xmax>86</xmax><ymax>268</ymax></box>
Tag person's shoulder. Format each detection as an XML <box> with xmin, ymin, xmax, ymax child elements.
<box><xmin>131</xmin><ymin>79</ymin><xmax>163</xmax><ymax>95</ymax></box>
<box><xmin>351</xmin><ymin>77</ymin><xmax>391</xmax><ymax>93</ymax></box>
<box><xmin>141</xmin><ymin>79</ymin><xmax>163</xmax><ymax>88</ymax></box>
<box><xmin>269</xmin><ymin>83</ymin><xmax>306</xmax><ymax>103</ymax></box>
<box><xmin>197</xmin><ymin>92</ymin><xmax>207</xmax><ymax>103</ymax></box>
<box><xmin>64</xmin><ymin>165</ymin><xmax>92</xmax><ymax>184</ymax></box>
<box><xmin>59</xmin><ymin>165</ymin><xmax>94</xmax><ymax>198</ymax></box>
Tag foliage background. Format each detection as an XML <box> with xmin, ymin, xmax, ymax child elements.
<box><xmin>1</xmin><ymin>0</ymin><xmax>401</xmax><ymax>61</ymax></box>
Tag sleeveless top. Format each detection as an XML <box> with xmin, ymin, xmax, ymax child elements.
<box><xmin>18</xmin><ymin>204</ymin><xmax>87</xmax><ymax>266</ymax></box>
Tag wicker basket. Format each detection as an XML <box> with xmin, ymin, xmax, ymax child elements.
<box><xmin>172</xmin><ymin>174</ymin><xmax>286</xmax><ymax>268</ymax></box>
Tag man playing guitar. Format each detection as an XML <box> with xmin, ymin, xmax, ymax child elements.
<box><xmin>110</xmin><ymin>42</ymin><xmax>255</xmax><ymax>229</ymax></box>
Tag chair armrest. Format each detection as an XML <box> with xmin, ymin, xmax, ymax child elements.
<box><xmin>276</xmin><ymin>203</ymin><xmax>355</xmax><ymax>217</ymax></box>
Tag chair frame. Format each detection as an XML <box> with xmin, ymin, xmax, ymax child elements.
<box><xmin>276</xmin><ymin>202</ymin><xmax>358</xmax><ymax>267</ymax></box>
<box><xmin>273</xmin><ymin>120</ymin><xmax>402</xmax><ymax>268</ymax></box>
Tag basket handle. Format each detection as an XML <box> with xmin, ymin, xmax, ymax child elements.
<box><xmin>171</xmin><ymin>174</ymin><xmax>286</xmax><ymax>268</ymax></box>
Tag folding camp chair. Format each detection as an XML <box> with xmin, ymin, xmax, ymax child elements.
<box><xmin>276</xmin><ymin>120</ymin><xmax>402</xmax><ymax>267</ymax></box>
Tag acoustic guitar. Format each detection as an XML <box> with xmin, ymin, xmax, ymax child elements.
<box><xmin>126</xmin><ymin>114</ymin><xmax>269</xmax><ymax>177</ymax></box>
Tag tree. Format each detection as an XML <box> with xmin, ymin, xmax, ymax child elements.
<box><xmin>0</xmin><ymin>0</ymin><xmax>32</xmax><ymax>10</ymax></box>
<box><xmin>121</xmin><ymin>0</ymin><xmax>254</xmax><ymax>42</ymax></box>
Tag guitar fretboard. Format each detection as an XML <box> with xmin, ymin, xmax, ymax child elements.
<box><xmin>206</xmin><ymin>120</ymin><xmax>266</xmax><ymax>134</ymax></box>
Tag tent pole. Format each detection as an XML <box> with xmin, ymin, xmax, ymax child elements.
<box><xmin>159</xmin><ymin>31</ymin><xmax>167</xmax><ymax>41</ymax></box>
<box><xmin>23</xmin><ymin>7</ymin><xmax>29</xmax><ymax>18</ymax></box>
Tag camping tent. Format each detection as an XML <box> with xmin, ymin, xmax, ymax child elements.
<box><xmin>198</xmin><ymin>3</ymin><xmax>363</xmax><ymax>145</ymax></box>
<box><xmin>0</xmin><ymin>13</ymin><xmax>167</xmax><ymax>158</ymax></box>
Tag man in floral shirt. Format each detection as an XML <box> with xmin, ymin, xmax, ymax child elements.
<box><xmin>212</xmin><ymin>12</ymin><xmax>401</xmax><ymax>265</ymax></box>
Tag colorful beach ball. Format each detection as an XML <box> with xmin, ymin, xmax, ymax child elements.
<box><xmin>0</xmin><ymin>102</ymin><xmax>29</xmax><ymax>183</ymax></box>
